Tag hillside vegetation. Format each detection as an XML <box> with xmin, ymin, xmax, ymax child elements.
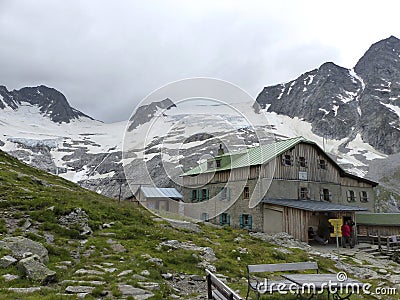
<box><xmin>0</xmin><ymin>150</ymin><xmax>388</xmax><ymax>299</ymax></box>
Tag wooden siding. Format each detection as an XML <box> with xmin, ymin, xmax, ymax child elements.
<box><xmin>358</xmin><ymin>225</ymin><xmax>400</xmax><ymax>237</ymax></box>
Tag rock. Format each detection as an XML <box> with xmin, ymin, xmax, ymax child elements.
<box><xmin>65</xmin><ymin>286</ymin><xmax>95</xmax><ymax>294</ymax></box>
<box><xmin>110</xmin><ymin>243</ymin><xmax>126</xmax><ymax>253</ymax></box>
<box><xmin>75</xmin><ymin>269</ymin><xmax>105</xmax><ymax>275</ymax></box>
<box><xmin>146</xmin><ymin>257</ymin><xmax>163</xmax><ymax>266</ymax></box>
<box><xmin>0</xmin><ymin>255</ymin><xmax>17</xmax><ymax>268</ymax></box>
<box><xmin>378</xmin><ymin>269</ymin><xmax>388</xmax><ymax>274</ymax></box>
<box><xmin>167</xmin><ymin>220</ymin><xmax>202</xmax><ymax>233</ymax></box>
<box><xmin>60</xmin><ymin>280</ymin><xmax>106</xmax><ymax>286</ymax></box>
<box><xmin>0</xmin><ymin>236</ymin><xmax>49</xmax><ymax>263</ymax></box>
<box><xmin>190</xmin><ymin>275</ymin><xmax>204</xmax><ymax>281</ymax></box>
<box><xmin>133</xmin><ymin>274</ymin><xmax>148</xmax><ymax>280</ymax></box>
<box><xmin>117</xmin><ymin>270</ymin><xmax>133</xmax><ymax>277</ymax></box>
<box><xmin>102</xmin><ymin>223</ymin><xmax>112</xmax><ymax>228</ymax></box>
<box><xmin>2</xmin><ymin>273</ymin><xmax>19</xmax><ymax>281</ymax></box>
<box><xmin>17</xmin><ymin>255</ymin><xmax>56</xmax><ymax>284</ymax></box>
<box><xmin>118</xmin><ymin>284</ymin><xmax>154</xmax><ymax>299</ymax></box>
<box><xmin>58</xmin><ymin>208</ymin><xmax>92</xmax><ymax>236</ymax></box>
<box><xmin>137</xmin><ymin>282</ymin><xmax>160</xmax><ymax>290</ymax></box>
<box><xmin>7</xmin><ymin>287</ymin><xmax>42</xmax><ymax>293</ymax></box>
<box><xmin>44</xmin><ymin>233</ymin><xmax>54</xmax><ymax>244</ymax></box>
<box><xmin>140</xmin><ymin>270</ymin><xmax>150</xmax><ymax>276</ymax></box>
<box><xmin>22</xmin><ymin>219</ymin><xmax>32</xmax><ymax>230</ymax></box>
<box><xmin>161</xmin><ymin>273</ymin><xmax>173</xmax><ymax>280</ymax></box>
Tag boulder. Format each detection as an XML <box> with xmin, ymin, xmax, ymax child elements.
<box><xmin>0</xmin><ymin>236</ymin><xmax>49</xmax><ymax>263</ymax></box>
<box><xmin>17</xmin><ymin>255</ymin><xmax>56</xmax><ymax>284</ymax></box>
<box><xmin>0</xmin><ymin>255</ymin><xmax>17</xmax><ymax>268</ymax></box>
<box><xmin>58</xmin><ymin>208</ymin><xmax>92</xmax><ymax>235</ymax></box>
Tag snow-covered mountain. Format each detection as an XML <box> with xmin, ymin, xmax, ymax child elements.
<box><xmin>0</xmin><ymin>36</ymin><xmax>400</xmax><ymax>211</ymax></box>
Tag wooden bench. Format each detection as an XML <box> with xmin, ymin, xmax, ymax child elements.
<box><xmin>206</xmin><ymin>269</ymin><xmax>243</xmax><ymax>300</ymax></box>
<box><xmin>246</xmin><ymin>262</ymin><xmax>318</xmax><ymax>300</ymax></box>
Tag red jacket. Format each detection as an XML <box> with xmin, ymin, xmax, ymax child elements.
<box><xmin>341</xmin><ymin>224</ymin><xmax>351</xmax><ymax>237</ymax></box>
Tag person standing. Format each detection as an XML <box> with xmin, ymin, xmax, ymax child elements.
<box><xmin>341</xmin><ymin>221</ymin><xmax>352</xmax><ymax>248</ymax></box>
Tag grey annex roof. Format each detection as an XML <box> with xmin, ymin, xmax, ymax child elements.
<box><xmin>262</xmin><ymin>198</ymin><xmax>369</xmax><ymax>212</ymax></box>
<box><xmin>140</xmin><ymin>187</ymin><xmax>183</xmax><ymax>199</ymax></box>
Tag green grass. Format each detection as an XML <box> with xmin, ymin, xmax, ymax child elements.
<box><xmin>0</xmin><ymin>150</ymin><xmax>393</xmax><ymax>299</ymax></box>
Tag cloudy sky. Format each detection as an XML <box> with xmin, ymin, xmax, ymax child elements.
<box><xmin>1</xmin><ymin>0</ymin><xmax>400</xmax><ymax>123</ymax></box>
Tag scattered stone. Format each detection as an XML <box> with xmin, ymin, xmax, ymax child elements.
<box><xmin>103</xmin><ymin>267</ymin><xmax>117</xmax><ymax>273</ymax></box>
<box><xmin>118</xmin><ymin>284</ymin><xmax>154</xmax><ymax>299</ymax></box>
<box><xmin>17</xmin><ymin>255</ymin><xmax>56</xmax><ymax>284</ymax></box>
<box><xmin>22</xmin><ymin>219</ymin><xmax>32</xmax><ymax>230</ymax></box>
<box><xmin>102</xmin><ymin>223</ymin><xmax>112</xmax><ymax>228</ymax></box>
<box><xmin>106</xmin><ymin>239</ymin><xmax>115</xmax><ymax>244</ymax></box>
<box><xmin>110</xmin><ymin>243</ymin><xmax>126</xmax><ymax>253</ymax></box>
<box><xmin>378</xmin><ymin>268</ymin><xmax>388</xmax><ymax>274</ymax></box>
<box><xmin>75</xmin><ymin>269</ymin><xmax>105</xmax><ymax>275</ymax></box>
<box><xmin>190</xmin><ymin>275</ymin><xmax>204</xmax><ymax>281</ymax></box>
<box><xmin>146</xmin><ymin>257</ymin><xmax>163</xmax><ymax>266</ymax></box>
<box><xmin>102</xmin><ymin>262</ymin><xmax>114</xmax><ymax>267</ymax></box>
<box><xmin>44</xmin><ymin>233</ymin><xmax>54</xmax><ymax>244</ymax></box>
<box><xmin>133</xmin><ymin>274</ymin><xmax>148</xmax><ymax>280</ymax></box>
<box><xmin>55</xmin><ymin>265</ymin><xmax>68</xmax><ymax>270</ymax></box>
<box><xmin>238</xmin><ymin>247</ymin><xmax>248</xmax><ymax>254</ymax></box>
<box><xmin>97</xmin><ymin>232</ymin><xmax>116</xmax><ymax>237</ymax></box>
<box><xmin>0</xmin><ymin>236</ymin><xmax>49</xmax><ymax>263</ymax></box>
<box><xmin>60</xmin><ymin>280</ymin><xmax>106</xmax><ymax>286</ymax></box>
<box><xmin>233</xmin><ymin>237</ymin><xmax>243</xmax><ymax>243</ymax></box>
<box><xmin>137</xmin><ymin>282</ymin><xmax>160</xmax><ymax>290</ymax></box>
<box><xmin>7</xmin><ymin>287</ymin><xmax>42</xmax><ymax>293</ymax></box>
<box><xmin>58</xmin><ymin>208</ymin><xmax>92</xmax><ymax>235</ymax></box>
<box><xmin>250</xmin><ymin>232</ymin><xmax>310</xmax><ymax>250</ymax></box>
<box><xmin>0</xmin><ymin>255</ymin><xmax>17</xmax><ymax>268</ymax></box>
<box><xmin>2</xmin><ymin>274</ymin><xmax>19</xmax><ymax>281</ymax></box>
<box><xmin>117</xmin><ymin>270</ymin><xmax>133</xmax><ymax>277</ymax></box>
<box><xmin>161</xmin><ymin>273</ymin><xmax>173</xmax><ymax>280</ymax></box>
<box><xmin>65</xmin><ymin>286</ymin><xmax>95</xmax><ymax>294</ymax></box>
<box><xmin>274</xmin><ymin>247</ymin><xmax>292</xmax><ymax>255</ymax></box>
<box><xmin>140</xmin><ymin>270</ymin><xmax>150</xmax><ymax>276</ymax></box>
<box><xmin>167</xmin><ymin>220</ymin><xmax>202</xmax><ymax>233</ymax></box>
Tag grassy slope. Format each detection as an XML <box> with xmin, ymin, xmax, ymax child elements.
<box><xmin>0</xmin><ymin>150</ymin><xmax>387</xmax><ymax>299</ymax></box>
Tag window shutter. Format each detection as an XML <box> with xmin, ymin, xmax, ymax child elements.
<box><xmin>227</xmin><ymin>214</ymin><xmax>230</xmax><ymax>226</ymax></box>
<box><xmin>205</xmin><ymin>213</ymin><xmax>209</xmax><ymax>221</ymax></box>
<box><xmin>199</xmin><ymin>190</ymin><xmax>203</xmax><ymax>201</ymax></box>
<box><xmin>248</xmin><ymin>215</ymin><xmax>252</xmax><ymax>229</ymax></box>
<box><xmin>329</xmin><ymin>192</ymin><xmax>332</xmax><ymax>201</ymax></box>
<box><xmin>219</xmin><ymin>214</ymin><xmax>223</xmax><ymax>225</ymax></box>
<box><xmin>307</xmin><ymin>188</ymin><xmax>311</xmax><ymax>199</ymax></box>
<box><xmin>346</xmin><ymin>190</ymin><xmax>350</xmax><ymax>200</ymax></box>
<box><xmin>239</xmin><ymin>214</ymin><xmax>244</xmax><ymax>228</ymax></box>
<box><xmin>320</xmin><ymin>189</ymin><xmax>323</xmax><ymax>201</ymax></box>
<box><xmin>206</xmin><ymin>189</ymin><xmax>209</xmax><ymax>200</ymax></box>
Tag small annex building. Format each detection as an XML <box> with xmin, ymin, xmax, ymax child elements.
<box><xmin>134</xmin><ymin>186</ymin><xmax>183</xmax><ymax>213</ymax></box>
<box><xmin>356</xmin><ymin>213</ymin><xmax>400</xmax><ymax>237</ymax></box>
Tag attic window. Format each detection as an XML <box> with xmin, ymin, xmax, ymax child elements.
<box><xmin>216</xmin><ymin>159</ymin><xmax>221</xmax><ymax>168</ymax></box>
<box><xmin>360</xmin><ymin>191</ymin><xmax>368</xmax><ymax>202</ymax></box>
<box><xmin>282</xmin><ymin>154</ymin><xmax>293</xmax><ymax>166</ymax></box>
<box><xmin>298</xmin><ymin>156</ymin><xmax>308</xmax><ymax>168</ymax></box>
<box><xmin>318</xmin><ymin>159</ymin><xmax>327</xmax><ymax>170</ymax></box>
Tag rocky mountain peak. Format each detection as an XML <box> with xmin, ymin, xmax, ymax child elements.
<box><xmin>128</xmin><ymin>98</ymin><xmax>176</xmax><ymax>131</ymax></box>
<box><xmin>0</xmin><ymin>84</ymin><xmax>93</xmax><ymax>123</ymax></box>
<box><xmin>256</xmin><ymin>36</ymin><xmax>400</xmax><ymax>155</ymax></box>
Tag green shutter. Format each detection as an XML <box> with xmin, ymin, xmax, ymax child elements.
<box><xmin>239</xmin><ymin>214</ymin><xmax>243</xmax><ymax>228</ymax></box>
<box><xmin>248</xmin><ymin>215</ymin><xmax>252</xmax><ymax>229</ymax></box>
<box><xmin>227</xmin><ymin>214</ymin><xmax>230</xmax><ymax>226</ymax></box>
<box><xmin>199</xmin><ymin>189</ymin><xmax>203</xmax><ymax>201</ymax></box>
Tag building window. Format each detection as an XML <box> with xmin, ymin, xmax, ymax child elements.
<box><xmin>216</xmin><ymin>159</ymin><xmax>221</xmax><ymax>168</ymax></box>
<box><xmin>201</xmin><ymin>189</ymin><xmax>209</xmax><ymax>200</ymax></box>
<box><xmin>347</xmin><ymin>190</ymin><xmax>356</xmax><ymax>202</ymax></box>
<box><xmin>360</xmin><ymin>191</ymin><xmax>368</xmax><ymax>202</ymax></box>
<box><xmin>243</xmin><ymin>186</ymin><xmax>250</xmax><ymax>199</ymax></box>
<box><xmin>200</xmin><ymin>212</ymin><xmax>209</xmax><ymax>222</ymax></box>
<box><xmin>191</xmin><ymin>190</ymin><xmax>198</xmax><ymax>202</ymax></box>
<box><xmin>320</xmin><ymin>188</ymin><xmax>332</xmax><ymax>202</ymax></box>
<box><xmin>318</xmin><ymin>159</ymin><xmax>327</xmax><ymax>170</ymax></box>
<box><xmin>219</xmin><ymin>187</ymin><xmax>230</xmax><ymax>201</ymax></box>
<box><xmin>298</xmin><ymin>156</ymin><xmax>308</xmax><ymax>168</ymax></box>
<box><xmin>219</xmin><ymin>213</ymin><xmax>230</xmax><ymax>225</ymax></box>
<box><xmin>299</xmin><ymin>187</ymin><xmax>310</xmax><ymax>200</ymax></box>
<box><xmin>282</xmin><ymin>154</ymin><xmax>293</xmax><ymax>166</ymax></box>
<box><xmin>239</xmin><ymin>214</ymin><xmax>252</xmax><ymax>229</ymax></box>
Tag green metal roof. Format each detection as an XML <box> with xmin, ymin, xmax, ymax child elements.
<box><xmin>182</xmin><ymin>136</ymin><xmax>306</xmax><ymax>176</ymax></box>
<box><xmin>356</xmin><ymin>213</ymin><xmax>400</xmax><ymax>226</ymax></box>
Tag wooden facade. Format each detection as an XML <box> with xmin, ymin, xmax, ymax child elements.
<box><xmin>182</xmin><ymin>140</ymin><xmax>377</xmax><ymax>241</ymax></box>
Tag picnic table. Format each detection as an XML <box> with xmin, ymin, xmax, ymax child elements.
<box><xmin>281</xmin><ymin>273</ymin><xmax>363</xmax><ymax>300</ymax></box>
